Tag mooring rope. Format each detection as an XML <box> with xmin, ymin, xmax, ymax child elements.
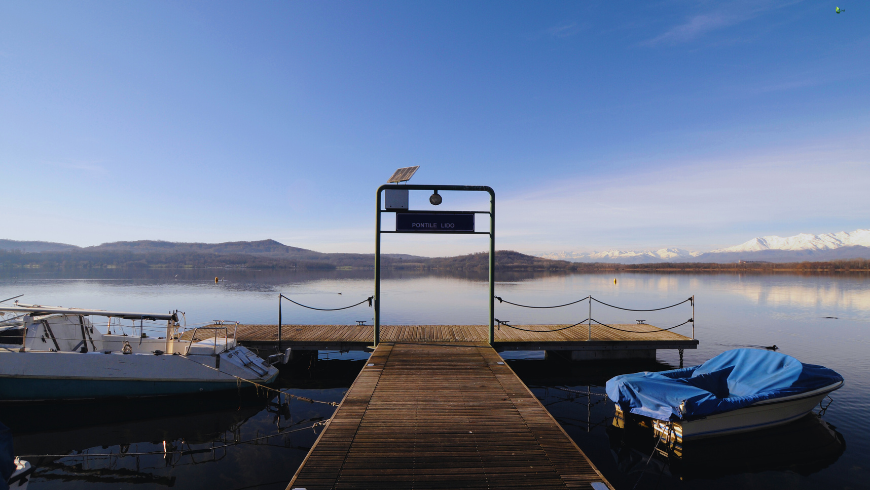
<box><xmin>493</xmin><ymin>296</ymin><xmax>590</xmax><ymax>309</ymax></box>
<box><xmin>591</xmin><ymin>296</ymin><xmax>692</xmax><ymax>312</ymax></box>
<box><xmin>550</xmin><ymin>386</ymin><xmax>608</xmax><ymax>397</ymax></box>
<box><xmin>591</xmin><ymin>318</ymin><xmax>693</xmax><ymax>334</ymax></box>
<box><xmin>17</xmin><ymin>421</ymin><xmax>328</xmax><ymax>459</ymax></box>
<box><xmin>281</xmin><ymin>295</ymin><xmax>372</xmax><ymax>311</ymax></box>
<box><xmin>178</xmin><ymin>355</ymin><xmax>339</xmax><ymax>406</ymax></box>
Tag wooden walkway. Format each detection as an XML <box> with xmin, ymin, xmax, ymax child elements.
<box><xmin>287</xmin><ymin>342</ymin><xmax>612</xmax><ymax>490</ymax></box>
<box><xmin>220</xmin><ymin>323</ymin><xmax>698</xmax><ymax>353</ymax></box>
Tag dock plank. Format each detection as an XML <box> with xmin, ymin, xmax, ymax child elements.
<box><xmin>286</xmin><ymin>341</ymin><xmax>612</xmax><ymax>490</ymax></box>
<box><xmin>212</xmin><ymin>323</ymin><xmax>698</xmax><ymax>353</ymax></box>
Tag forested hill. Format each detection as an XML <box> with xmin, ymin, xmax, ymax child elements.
<box><xmin>86</xmin><ymin>239</ymin><xmax>313</xmax><ymax>255</ymax></box>
<box><xmin>1</xmin><ymin>239</ymin><xmax>868</xmax><ymax>272</ymax></box>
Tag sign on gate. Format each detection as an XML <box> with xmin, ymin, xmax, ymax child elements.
<box><xmin>395</xmin><ymin>213</ymin><xmax>475</xmax><ymax>233</ymax></box>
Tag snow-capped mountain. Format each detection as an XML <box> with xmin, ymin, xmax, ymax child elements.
<box><xmin>539</xmin><ymin>248</ymin><xmax>702</xmax><ymax>264</ymax></box>
<box><xmin>538</xmin><ymin>229</ymin><xmax>870</xmax><ymax>264</ymax></box>
<box><xmin>711</xmin><ymin>229</ymin><xmax>870</xmax><ymax>253</ymax></box>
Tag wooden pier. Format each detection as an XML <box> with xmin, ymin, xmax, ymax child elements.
<box><xmin>220</xmin><ymin>323</ymin><xmax>697</xmax><ymax>360</ymax></box>
<box><xmin>287</xmin><ymin>341</ymin><xmax>612</xmax><ymax>490</ymax></box>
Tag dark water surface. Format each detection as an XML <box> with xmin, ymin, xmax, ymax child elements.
<box><xmin>1</xmin><ymin>269</ymin><xmax>868</xmax><ymax>489</ymax></box>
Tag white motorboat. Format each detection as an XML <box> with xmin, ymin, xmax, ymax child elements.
<box><xmin>613</xmin><ymin>380</ymin><xmax>842</xmax><ymax>443</ymax></box>
<box><xmin>0</xmin><ymin>303</ymin><xmax>280</xmax><ymax>401</ymax></box>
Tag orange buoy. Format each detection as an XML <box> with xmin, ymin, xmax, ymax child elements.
<box><xmin>215</xmin><ymin>277</ymin><xmax>219</xmax><ymax>283</ymax></box>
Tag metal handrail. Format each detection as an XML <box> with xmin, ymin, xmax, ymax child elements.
<box><xmin>182</xmin><ymin>323</ymin><xmax>238</xmax><ymax>356</ymax></box>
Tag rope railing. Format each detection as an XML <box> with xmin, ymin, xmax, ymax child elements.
<box><xmin>280</xmin><ymin>294</ymin><xmax>373</xmax><ymax>311</ymax></box>
<box><xmin>591</xmin><ymin>318</ymin><xmax>693</xmax><ymax>334</ymax></box>
<box><xmin>494</xmin><ymin>296</ymin><xmax>590</xmax><ymax>309</ymax></box>
<box><xmin>495</xmin><ymin>294</ymin><xmax>691</xmax><ymax>311</ymax></box>
<box><xmin>495</xmin><ymin>318</ymin><xmax>589</xmax><ymax>333</ymax></box>
<box><xmin>591</xmin><ymin>296</ymin><xmax>692</xmax><ymax>312</ymax></box>
<box><xmin>277</xmin><ymin>294</ymin><xmax>374</xmax><ymax>350</ymax></box>
<box><xmin>494</xmin><ymin>294</ymin><xmax>696</xmax><ymax>339</ymax></box>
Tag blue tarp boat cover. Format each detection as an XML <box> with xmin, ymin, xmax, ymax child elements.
<box><xmin>606</xmin><ymin>349</ymin><xmax>844</xmax><ymax>421</ymax></box>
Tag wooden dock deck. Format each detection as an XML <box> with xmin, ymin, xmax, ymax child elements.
<box><xmin>287</xmin><ymin>341</ymin><xmax>612</xmax><ymax>490</ymax></box>
<box><xmin>222</xmin><ymin>323</ymin><xmax>698</xmax><ymax>355</ymax></box>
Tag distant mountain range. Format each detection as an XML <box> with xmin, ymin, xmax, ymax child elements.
<box><xmin>2</xmin><ymin>229</ymin><xmax>870</xmax><ymax>269</ymax></box>
<box><xmin>538</xmin><ymin>229</ymin><xmax>870</xmax><ymax>264</ymax></box>
<box><xmin>0</xmin><ymin>239</ymin><xmax>577</xmax><ymax>272</ymax></box>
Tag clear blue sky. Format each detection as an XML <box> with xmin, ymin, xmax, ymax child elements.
<box><xmin>2</xmin><ymin>1</ymin><xmax>867</xmax><ymax>256</ymax></box>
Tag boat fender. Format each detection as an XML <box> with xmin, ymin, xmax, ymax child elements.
<box><xmin>122</xmin><ymin>341</ymin><xmax>133</xmax><ymax>355</ymax></box>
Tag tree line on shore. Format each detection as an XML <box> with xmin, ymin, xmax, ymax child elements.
<box><xmin>1</xmin><ymin>249</ymin><xmax>868</xmax><ymax>273</ymax></box>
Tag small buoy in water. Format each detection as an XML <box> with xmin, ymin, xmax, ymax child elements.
<box><xmin>614</xmin><ymin>278</ymin><xmax>617</xmax><ymax>285</ymax></box>
<box><xmin>214</xmin><ymin>277</ymin><xmax>219</xmax><ymax>283</ymax></box>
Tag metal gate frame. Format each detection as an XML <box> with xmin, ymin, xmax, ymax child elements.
<box><xmin>374</xmin><ymin>184</ymin><xmax>495</xmax><ymax>346</ymax></box>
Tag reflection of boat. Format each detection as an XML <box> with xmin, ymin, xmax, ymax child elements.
<box><xmin>6</xmin><ymin>394</ymin><xmax>268</xmax><ymax>456</ymax></box>
<box><xmin>607</xmin><ymin>348</ymin><xmax>843</xmax><ymax>441</ymax></box>
<box><xmin>4</xmin><ymin>394</ymin><xmax>274</xmax><ymax>487</ymax></box>
<box><xmin>0</xmin><ymin>304</ymin><xmax>279</xmax><ymax>401</ymax></box>
<box><xmin>7</xmin><ymin>457</ymin><xmax>31</xmax><ymax>489</ymax></box>
<box><xmin>3</xmin><ymin>421</ymin><xmax>32</xmax><ymax>489</ymax></box>
<box><xmin>607</xmin><ymin>413</ymin><xmax>846</xmax><ymax>480</ymax></box>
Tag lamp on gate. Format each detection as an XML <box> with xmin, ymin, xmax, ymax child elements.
<box><xmin>429</xmin><ymin>190</ymin><xmax>442</xmax><ymax>205</ymax></box>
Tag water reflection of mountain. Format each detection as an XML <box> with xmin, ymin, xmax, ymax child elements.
<box><xmin>0</xmin><ymin>267</ymin><xmax>574</xmax><ymax>286</ymax></box>
<box><xmin>607</xmin><ymin>413</ymin><xmax>846</xmax><ymax>480</ymax></box>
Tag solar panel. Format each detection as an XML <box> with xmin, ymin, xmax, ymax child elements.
<box><xmin>387</xmin><ymin>166</ymin><xmax>420</xmax><ymax>183</ymax></box>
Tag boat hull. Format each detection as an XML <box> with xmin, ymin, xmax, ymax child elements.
<box><xmin>0</xmin><ymin>376</ymin><xmax>259</xmax><ymax>401</ymax></box>
<box><xmin>615</xmin><ymin>381</ymin><xmax>843</xmax><ymax>442</ymax></box>
<box><xmin>0</xmin><ymin>349</ymin><xmax>279</xmax><ymax>402</ymax></box>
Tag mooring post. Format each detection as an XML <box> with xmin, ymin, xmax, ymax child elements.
<box><xmin>588</xmin><ymin>296</ymin><xmax>592</xmax><ymax>341</ymax></box>
<box><xmin>691</xmin><ymin>295</ymin><xmax>695</xmax><ymax>340</ymax></box>
<box><xmin>278</xmin><ymin>294</ymin><xmax>282</xmax><ymax>351</ymax></box>
<box><xmin>374</xmin><ymin>188</ymin><xmax>382</xmax><ymax>347</ymax></box>
<box><xmin>489</xmin><ymin>188</ymin><xmax>495</xmax><ymax>345</ymax></box>
<box><xmin>679</xmin><ymin>348</ymin><xmax>684</xmax><ymax>368</ymax></box>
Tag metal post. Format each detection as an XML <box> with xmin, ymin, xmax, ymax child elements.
<box><xmin>489</xmin><ymin>189</ymin><xmax>495</xmax><ymax>345</ymax></box>
<box><xmin>691</xmin><ymin>295</ymin><xmax>695</xmax><ymax>340</ymax></box>
<box><xmin>588</xmin><ymin>296</ymin><xmax>592</xmax><ymax>341</ymax></box>
<box><xmin>278</xmin><ymin>294</ymin><xmax>282</xmax><ymax>351</ymax></box>
<box><xmin>374</xmin><ymin>189</ymin><xmax>382</xmax><ymax>347</ymax></box>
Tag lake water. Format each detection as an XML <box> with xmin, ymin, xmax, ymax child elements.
<box><xmin>1</xmin><ymin>269</ymin><xmax>868</xmax><ymax>489</ymax></box>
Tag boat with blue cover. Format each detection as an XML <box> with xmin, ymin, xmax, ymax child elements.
<box><xmin>606</xmin><ymin>348</ymin><xmax>844</xmax><ymax>442</ymax></box>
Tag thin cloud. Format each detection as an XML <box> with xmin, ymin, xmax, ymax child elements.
<box><xmin>44</xmin><ymin>160</ymin><xmax>107</xmax><ymax>174</ymax></box>
<box><xmin>525</xmin><ymin>21</ymin><xmax>587</xmax><ymax>41</ymax></box>
<box><xmin>496</xmin><ymin>140</ymin><xmax>870</xmax><ymax>253</ymax></box>
<box><xmin>646</xmin><ymin>12</ymin><xmax>738</xmax><ymax>45</ymax></box>
<box><xmin>546</xmin><ymin>21</ymin><xmax>584</xmax><ymax>39</ymax></box>
<box><xmin>643</xmin><ymin>0</ymin><xmax>802</xmax><ymax>47</ymax></box>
